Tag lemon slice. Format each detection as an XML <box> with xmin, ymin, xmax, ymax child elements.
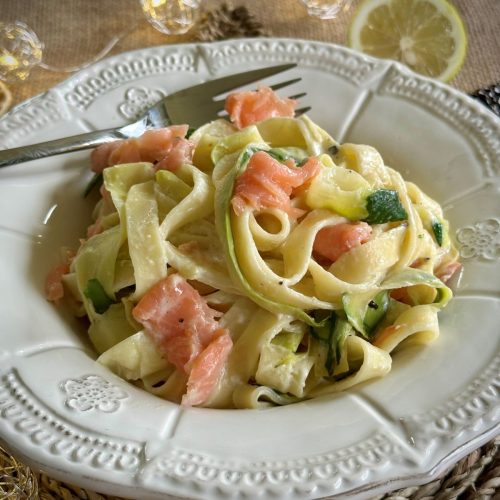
<box><xmin>348</xmin><ymin>0</ymin><xmax>467</xmax><ymax>82</ymax></box>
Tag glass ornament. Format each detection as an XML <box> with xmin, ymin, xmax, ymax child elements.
<box><xmin>140</xmin><ymin>0</ymin><xmax>201</xmax><ymax>35</ymax></box>
<box><xmin>0</xmin><ymin>21</ymin><xmax>43</xmax><ymax>83</ymax></box>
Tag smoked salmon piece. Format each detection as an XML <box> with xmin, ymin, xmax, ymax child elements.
<box><xmin>133</xmin><ymin>274</ymin><xmax>232</xmax><ymax>405</ymax></box>
<box><xmin>231</xmin><ymin>151</ymin><xmax>320</xmax><ymax>217</ymax></box>
<box><xmin>45</xmin><ymin>263</ymin><xmax>69</xmax><ymax>303</ymax></box>
<box><xmin>135</xmin><ymin>127</ymin><xmax>187</xmax><ymax>163</ymax></box>
<box><xmin>45</xmin><ymin>249</ymin><xmax>75</xmax><ymax>303</ymax></box>
<box><xmin>313</xmin><ymin>222</ymin><xmax>372</xmax><ymax>264</ymax></box>
<box><xmin>90</xmin><ymin>125</ymin><xmax>190</xmax><ymax>173</ymax></box>
<box><xmin>182</xmin><ymin>329</ymin><xmax>233</xmax><ymax>406</ymax></box>
<box><xmin>225</xmin><ymin>86</ymin><xmax>297</xmax><ymax>129</ymax></box>
<box><xmin>155</xmin><ymin>137</ymin><xmax>194</xmax><ymax>172</ymax></box>
<box><xmin>164</xmin><ymin>329</ymin><xmax>203</xmax><ymax>374</ymax></box>
<box><xmin>108</xmin><ymin>139</ymin><xmax>142</xmax><ymax>166</ymax></box>
<box><xmin>132</xmin><ymin>274</ymin><xmax>223</xmax><ymax>365</ymax></box>
<box><xmin>436</xmin><ymin>260</ymin><xmax>462</xmax><ymax>284</ymax></box>
<box><xmin>90</xmin><ymin>142</ymin><xmax>121</xmax><ymax>173</ymax></box>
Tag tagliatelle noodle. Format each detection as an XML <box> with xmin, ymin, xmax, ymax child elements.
<box><xmin>126</xmin><ymin>180</ymin><xmax>167</xmax><ymax>299</ymax></box>
<box><xmin>309</xmin><ymin>336</ymin><xmax>392</xmax><ymax>397</ymax></box>
<box><xmin>232</xmin><ymin>209</ymin><xmax>336</xmax><ymax>310</ymax></box>
<box><xmin>53</xmin><ymin>104</ymin><xmax>459</xmax><ymax>409</ymax></box>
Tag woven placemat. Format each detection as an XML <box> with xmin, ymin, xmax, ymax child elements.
<box><xmin>1</xmin><ymin>436</ymin><xmax>499</xmax><ymax>499</ymax></box>
<box><xmin>0</xmin><ymin>3</ymin><xmax>499</xmax><ymax>499</ymax></box>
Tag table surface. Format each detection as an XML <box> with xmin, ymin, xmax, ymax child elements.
<box><xmin>2</xmin><ymin>0</ymin><xmax>499</xmax><ymax>110</ymax></box>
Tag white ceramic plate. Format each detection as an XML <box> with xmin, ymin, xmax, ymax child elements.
<box><xmin>0</xmin><ymin>39</ymin><xmax>499</xmax><ymax>500</ymax></box>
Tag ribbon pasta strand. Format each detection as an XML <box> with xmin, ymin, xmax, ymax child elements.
<box><xmin>53</xmin><ymin>110</ymin><xmax>460</xmax><ymax>409</ymax></box>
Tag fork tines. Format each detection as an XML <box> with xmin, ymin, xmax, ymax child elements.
<box><xmin>269</xmin><ymin>78</ymin><xmax>302</xmax><ymax>92</ymax></box>
<box><xmin>288</xmin><ymin>92</ymin><xmax>307</xmax><ymax>100</ymax></box>
<box><xmin>177</xmin><ymin>64</ymin><xmax>298</xmax><ymax>100</ymax></box>
<box><xmin>295</xmin><ymin>106</ymin><xmax>312</xmax><ymax>116</ymax></box>
<box><xmin>212</xmin><ymin>69</ymin><xmax>308</xmax><ymax>117</ymax></box>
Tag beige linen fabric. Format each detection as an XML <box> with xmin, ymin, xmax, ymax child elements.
<box><xmin>1</xmin><ymin>0</ymin><xmax>499</xmax><ymax>108</ymax></box>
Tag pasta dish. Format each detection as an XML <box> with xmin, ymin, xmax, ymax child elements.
<box><xmin>46</xmin><ymin>87</ymin><xmax>461</xmax><ymax>409</ymax></box>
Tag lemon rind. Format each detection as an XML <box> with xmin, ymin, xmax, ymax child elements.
<box><xmin>347</xmin><ymin>0</ymin><xmax>467</xmax><ymax>83</ymax></box>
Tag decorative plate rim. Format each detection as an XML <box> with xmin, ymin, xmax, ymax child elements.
<box><xmin>0</xmin><ymin>38</ymin><xmax>499</xmax><ymax>500</ymax></box>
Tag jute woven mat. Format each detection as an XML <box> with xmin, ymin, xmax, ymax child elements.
<box><xmin>1</xmin><ymin>436</ymin><xmax>499</xmax><ymax>499</ymax></box>
<box><xmin>0</xmin><ymin>2</ymin><xmax>499</xmax><ymax>498</ymax></box>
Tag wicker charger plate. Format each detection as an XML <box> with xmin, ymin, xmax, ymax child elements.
<box><xmin>1</xmin><ymin>438</ymin><xmax>499</xmax><ymax>499</ymax></box>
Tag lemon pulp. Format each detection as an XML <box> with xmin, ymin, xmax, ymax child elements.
<box><xmin>348</xmin><ymin>0</ymin><xmax>467</xmax><ymax>82</ymax></box>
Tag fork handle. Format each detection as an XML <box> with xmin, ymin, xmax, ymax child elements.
<box><xmin>0</xmin><ymin>128</ymin><xmax>122</xmax><ymax>168</ymax></box>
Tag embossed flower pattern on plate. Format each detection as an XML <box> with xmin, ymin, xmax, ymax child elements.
<box><xmin>118</xmin><ymin>86</ymin><xmax>166</xmax><ymax>120</ymax></box>
<box><xmin>456</xmin><ymin>218</ymin><xmax>500</xmax><ymax>260</ymax></box>
<box><xmin>61</xmin><ymin>374</ymin><xmax>128</xmax><ymax>413</ymax></box>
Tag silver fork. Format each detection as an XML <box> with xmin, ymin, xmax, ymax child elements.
<box><xmin>0</xmin><ymin>64</ymin><xmax>310</xmax><ymax>168</ymax></box>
